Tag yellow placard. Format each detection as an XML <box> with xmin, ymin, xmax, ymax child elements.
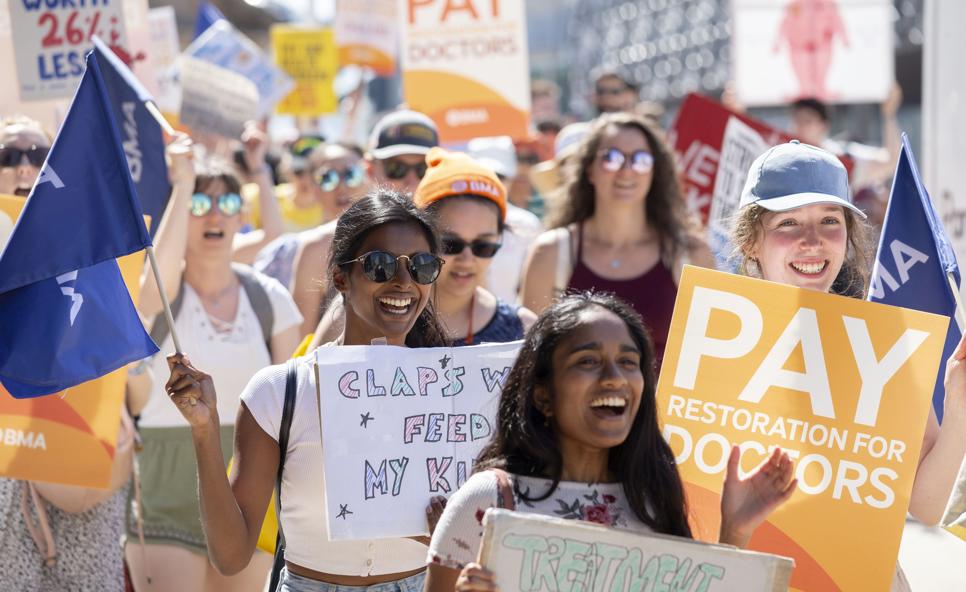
<box><xmin>400</xmin><ymin>0</ymin><xmax>531</xmax><ymax>142</ymax></box>
<box><xmin>0</xmin><ymin>194</ymin><xmax>146</xmax><ymax>489</ymax></box>
<box><xmin>657</xmin><ymin>266</ymin><xmax>949</xmax><ymax>592</ymax></box>
<box><xmin>271</xmin><ymin>26</ymin><xmax>338</xmax><ymax>116</ymax></box>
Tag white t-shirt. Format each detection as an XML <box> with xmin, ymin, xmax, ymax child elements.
<box><xmin>428</xmin><ymin>471</ymin><xmax>651</xmax><ymax>569</ymax></box>
<box><xmin>486</xmin><ymin>204</ymin><xmax>543</xmax><ymax>304</ymax></box>
<box><xmin>139</xmin><ymin>273</ymin><xmax>302</xmax><ymax>428</ymax></box>
<box><xmin>241</xmin><ymin>353</ymin><xmax>428</xmax><ymax>575</ymax></box>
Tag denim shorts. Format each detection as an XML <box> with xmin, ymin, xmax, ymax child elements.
<box><xmin>277</xmin><ymin>568</ymin><xmax>426</xmax><ymax>592</ymax></box>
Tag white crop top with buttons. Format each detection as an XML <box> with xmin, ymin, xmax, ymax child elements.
<box><xmin>240</xmin><ymin>352</ymin><xmax>428</xmax><ymax>575</ymax></box>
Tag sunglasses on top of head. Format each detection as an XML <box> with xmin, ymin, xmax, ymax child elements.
<box><xmin>0</xmin><ymin>144</ymin><xmax>49</xmax><ymax>168</ymax></box>
<box><xmin>440</xmin><ymin>236</ymin><xmax>502</xmax><ymax>258</ymax></box>
<box><xmin>190</xmin><ymin>192</ymin><xmax>243</xmax><ymax>217</ymax></box>
<box><xmin>382</xmin><ymin>159</ymin><xmax>428</xmax><ymax>181</ymax></box>
<box><xmin>340</xmin><ymin>250</ymin><xmax>443</xmax><ymax>285</ymax></box>
<box><xmin>598</xmin><ymin>148</ymin><xmax>654</xmax><ymax>174</ymax></box>
<box><xmin>315</xmin><ymin>164</ymin><xmax>365</xmax><ymax>192</ymax></box>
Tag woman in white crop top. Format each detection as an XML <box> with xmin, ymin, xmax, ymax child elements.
<box><xmin>425</xmin><ymin>292</ymin><xmax>799</xmax><ymax>591</ymax></box>
<box><xmin>165</xmin><ymin>190</ymin><xmax>452</xmax><ymax>591</ymax></box>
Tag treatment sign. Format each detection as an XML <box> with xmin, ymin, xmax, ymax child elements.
<box><xmin>9</xmin><ymin>0</ymin><xmax>130</xmax><ymax>101</ymax></box>
<box><xmin>401</xmin><ymin>0</ymin><xmax>530</xmax><ymax>142</ymax></box>
<box><xmin>657</xmin><ymin>266</ymin><xmax>948</xmax><ymax>592</ymax></box>
<box><xmin>317</xmin><ymin>341</ymin><xmax>521</xmax><ymax>540</ymax></box>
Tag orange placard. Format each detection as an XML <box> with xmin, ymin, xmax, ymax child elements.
<box><xmin>657</xmin><ymin>266</ymin><xmax>948</xmax><ymax>592</ymax></box>
<box><xmin>0</xmin><ymin>194</ymin><xmax>146</xmax><ymax>488</ymax></box>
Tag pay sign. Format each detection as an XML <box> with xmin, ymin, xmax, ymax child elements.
<box><xmin>657</xmin><ymin>267</ymin><xmax>948</xmax><ymax>591</ymax></box>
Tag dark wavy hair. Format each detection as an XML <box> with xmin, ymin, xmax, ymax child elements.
<box><xmin>548</xmin><ymin>112</ymin><xmax>696</xmax><ymax>268</ymax></box>
<box><xmin>328</xmin><ymin>188</ymin><xmax>448</xmax><ymax>348</ymax></box>
<box><xmin>474</xmin><ymin>291</ymin><xmax>692</xmax><ymax>537</ymax></box>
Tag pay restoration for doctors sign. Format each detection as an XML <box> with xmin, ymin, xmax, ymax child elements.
<box><xmin>657</xmin><ymin>266</ymin><xmax>948</xmax><ymax>592</ymax></box>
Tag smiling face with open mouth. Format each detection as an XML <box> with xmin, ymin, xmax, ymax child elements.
<box><xmin>588</xmin><ymin>124</ymin><xmax>654</xmax><ymax>207</ymax></box>
<box><xmin>538</xmin><ymin>306</ymin><xmax>645</xmax><ymax>455</ymax></box>
<box><xmin>753</xmin><ymin>203</ymin><xmax>848</xmax><ymax>293</ymax></box>
<box><xmin>186</xmin><ymin>178</ymin><xmax>244</xmax><ymax>258</ymax></box>
<box><xmin>336</xmin><ymin>222</ymin><xmax>435</xmax><ymax>345</ymax></box>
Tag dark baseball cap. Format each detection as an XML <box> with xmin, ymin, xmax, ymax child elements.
<box><xmin>367</xmin><ymin>110</ymin><xmax>439</xmax><ymax>160</ymax></box>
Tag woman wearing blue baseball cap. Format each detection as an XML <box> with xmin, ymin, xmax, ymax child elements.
<box><xmin>731</xmin><ymin>140</ymin><xmax>966</xmax><ymax>591</ymax></box>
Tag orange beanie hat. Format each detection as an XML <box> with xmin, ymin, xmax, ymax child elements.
<box><xmin>413</xmin><ymin>147</ymin><xmax>507</xmax><ymax>221</ymax></box>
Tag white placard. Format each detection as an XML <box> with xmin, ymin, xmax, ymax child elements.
<box><xmin>708</xmin><ymin>117</ymin><xmax>770</xmax><ymax>270</ymax></box>
<box><xmin>334</xmin><ymin>0</ymin><xmax>398</xmax><ymax>76</ymax></box>
<box><xmin>317</xmin><ymin>341</ymin><xmax>521</xmax><ymax>540</ymax></box>
<box><xmin>480</xmin><ymin>509</ymin><xmax>794</xmax><ymax>591</ymax></box>
<box><xmin>732</xmin><ymin>0</ymin><xmax>893</xmax><ymax>106</ymax></box>
<box><xmin>8</xmin><ymin>0</ymin><xmax>129</xmax><ymax>101</ymax></box>
<box><xmin>178</xmin><ymin>56</ymin><xmax>258</xmax><ymax>138</ymax></box>
<box><xmin>146</xmin><ymin>6</ymin><xmax>179</xmax><ymax>113</ymax></box>
<box><xmin>183</xmin><ymin>20</ymin><xmax>293</xmax><ymax>117</ymax></box>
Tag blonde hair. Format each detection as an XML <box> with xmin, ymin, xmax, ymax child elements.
<box><xmin>731</xmin><ymin>204</ymin><xmax>873</xmax><ymax>298</ymax></box>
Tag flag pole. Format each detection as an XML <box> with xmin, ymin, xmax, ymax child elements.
<box><xmin>146</xmin><ymin>245</ymin><xmax>183</xmax><ymax>354</ymax></box>
<box><xmin>144</xmin><ymin>100</ymin><xmax>176</xmax><ymax>136</ymax></box>
<box><xmin>947</xmin><ymin>272</ymin><xmax>966</xmax><ymax>329</ymax></box>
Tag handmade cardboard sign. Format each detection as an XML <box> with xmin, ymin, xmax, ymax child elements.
<box><xmin>657</xmin><ymin>266</ymin><xmax>948</xmax><ymax>591</ymax></box>
<box><xmin>184</xmin><ymin>20</ymin><xmax>293</xmax><ymax>117</ymax></box>
<box><xmin>0</xmin><ymin>194</ymin><xmax>142</xmax><ymax>488</ymax></box>
<box><xmin>317</xmin><ymin>341</ymin><xmax>521</xmax><ymax>539</ymax></box>
<box><xmin>270</xmin><ymin>25</ymin><xmax>338</xmax><ymax>116</ymax></box>
<box><xmin>335</xmin><ymin>0</ymin><xmax>398</xmax><ymax>76</ymax></box>
<box><xmin>178</xmin><ymin>56</ymin><xmax>258</xmax><ymax>139</ymax></box>
<box><xmin>479</xmin><ymin>509</ymin><xmax>794</xmax><ymax>591</ymax></box>
<box><xmin>400</xmin><ymin>0</ymin><xmax>531</xmax><ymax>142</ymax></box>
<box><xmin>732</xmin><ymin>0</ymin><xmax>893</xmax><ymax>106</ymax></box>
<box><xmin>146</xmin><ymin>6</ymin><xmax>180</xmax><ymax>114</ymax></box>
<box><xmin>8</xmin><ymin>0</ymin><xmax>131</xmax><ymax>101</ymax></box>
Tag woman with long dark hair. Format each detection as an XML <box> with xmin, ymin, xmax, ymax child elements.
<box><xmin>424</xmin><ymin>292</ymin><xmax>796</xmax><ymax>591</ymax></box>
<box><xmin>520</xmin><ymin>113</ymin><xmax>715</xmax><ymax>364</ymax></box>
<box><xmin>164</xmin><ymin>190</ymin><xmax>449</xmax><ymax>591</ymax></box>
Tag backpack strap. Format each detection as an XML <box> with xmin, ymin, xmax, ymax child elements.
<box><xmin>268</xmin><ymin>359</ymin><xmax>299</xmax><ymax>592</ymax></box>
<box><xmin>488</xmin><ymin>468</ymin><xmax>516</xmax><ymax>511</ymax></box>
<box><xmin>148</xmin><ymin>277</ymin><xmax>186</xmax><ymax>348</ymax></box>
<box><xmin>233</xmin><ymin>263</ymin><xmax>275</xmax><ymax>354</ymax></box>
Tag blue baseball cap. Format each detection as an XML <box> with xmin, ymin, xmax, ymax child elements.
<box><xmin>739</xmin><ymin>140</ymin><xmax>866</xmax><ymax>218</ymax></box>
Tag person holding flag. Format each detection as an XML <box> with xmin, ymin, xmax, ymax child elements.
<box><xmin>730</xmin><ymin>139</ymin><xmax>966</xmax><ymax>589</ymax></box>
<box><xmin>0</xmin><ymin>51</ymin><xmax>158</xmax><ymax>589</ymax></box>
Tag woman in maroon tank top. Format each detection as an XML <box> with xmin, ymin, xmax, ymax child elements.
<box><xmin>521</xmin><ymin>113</ymin><xmax>714</xmax><ymax>365</ymax></box>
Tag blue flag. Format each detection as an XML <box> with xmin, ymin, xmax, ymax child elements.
<box><xmin>92</xmin><ymin>37</ymin><xmax>170</xmax><ymax>237</ymax></box>
<box><xmin>194</xmin><ymin>1</ymin><xmax>226</xmax><ymax>39</ymax></box>
<box><xmin>868</xmin><ymin>134</ymin><xmax>961</xmax><ymax>422</ymax></box>
<box><xmin>0</xmin><ymin>51</ymin><xmax>158</xmax><ymax>399</ymax></box>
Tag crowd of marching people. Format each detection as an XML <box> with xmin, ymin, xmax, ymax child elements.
<box><xmin>1</xmin><ymin>63</ymin><xmax>966</xmax><ymax>592</ymax></box>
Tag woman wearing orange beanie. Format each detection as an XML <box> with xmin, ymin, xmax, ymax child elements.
<box><xmin>415</xmin><ymin>148</ymin><xmax>536</xmax><ymax>345</ymax></box>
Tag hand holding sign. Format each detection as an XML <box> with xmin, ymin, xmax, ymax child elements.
<box><xmin>166</xmin><ymin>353</ymin><xmax>219</xmax><ymax>428</ymax></box>
<box><xmin>720</xmin><ymin>446</ymin><xmax>797</xmax><ymax>548</ymax></box>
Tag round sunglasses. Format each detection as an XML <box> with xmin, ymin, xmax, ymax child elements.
<box><xmin>190</xmin><ymin>192</ymin><xmax>243</xmax><ymax>217</ymax></box>
<box><xmin>340</xmin><ymin>250</ymin><xmax>443</xmax><ymax>285</ymax></box>
<box><xmin>441</xmin><ymin>236</ymin><xmax>502</xmax><ymax>258</ymax></box>
<box><xmin>0</xmin><ymin>144</ymin><xmax>50</xmax><ymax>168</ymax></box>
<box><xmin>382</xmin><ymin>159</ymin><xmax>428</xmax><ymax>181</ymax></box>
<box><xmin>315</xmin><ymin>164</ymin><xmax>365</xmax><ymax>192</ymax></box>
<box><xmin>598</xmin><ymin>148</ymin><xmax>654</xmax><ymax>174</ymax></box>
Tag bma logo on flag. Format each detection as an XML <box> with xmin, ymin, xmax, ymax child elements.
<box><xmin>55</xmin><ymin>271</ymin><xmax>83</xmax><ymax>326</ymax></box>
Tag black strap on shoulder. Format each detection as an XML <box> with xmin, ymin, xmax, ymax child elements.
<box><xmin>269</xmin><ymin>359</ymin><xmax>299</xmax><ymax>592</ymax></box>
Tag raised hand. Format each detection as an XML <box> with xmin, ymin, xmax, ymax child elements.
<box><xmin>165</xmin><ymin>353</ymin><xmax>218</xmax><ymax>429</ymax></box>
<box><xmin>240</xmin><ymin>120</ymin><xmax>268</xmax><ymax>179</ymax></box>
<box><xmin>455</xmin><ymin>563</ymin><xmax>499</xmax><ymax>592</ymax></box>
<box><xmin>719</xmin><ymin>445</ymin><xmax>796</xmax><ymax>548</ymax></box>
<box><xmin>166</xmin><ymin>132</ymin><xmax>195</xmax><ymax>187</ymax></box>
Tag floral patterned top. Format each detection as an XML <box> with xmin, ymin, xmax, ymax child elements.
<box><xmin>427</xmin><ymin>471</ymin><xmax>652</xmax><ymax>569</ymax></box>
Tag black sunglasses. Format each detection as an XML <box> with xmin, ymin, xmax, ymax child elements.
<box><xmin>340</xmin><ymin>250</ymin><xmax>443</xmax><ymax>285</ymax></box>
<box><xmin>382</xmin><ymin>159</ymin><xmax>428</xmax><ymax>181</ymax></box>
<box><xmin>0</xmin><ymin>144</ymin><xmax>49</xmax><ymax>168</ymax></box>
<box><xmin>441</xmin><ymin>236</ymin><xmax>502</xmax><ymax>258</ymax></box>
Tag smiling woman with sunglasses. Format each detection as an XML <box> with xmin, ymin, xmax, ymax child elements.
<box><xmin>414</xmin><ymin>149</ymin><xmax>536</xmax><ymax>345</ymax></box>
<box><xmin>165</xmin><ymin>189</ymin><xmax>451</xmax><ymax>592</ymax></box>
<box><xmin>521</xmin><ymin>112</ymin><xmax>714</xmax><ymax>365</ymax></box>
